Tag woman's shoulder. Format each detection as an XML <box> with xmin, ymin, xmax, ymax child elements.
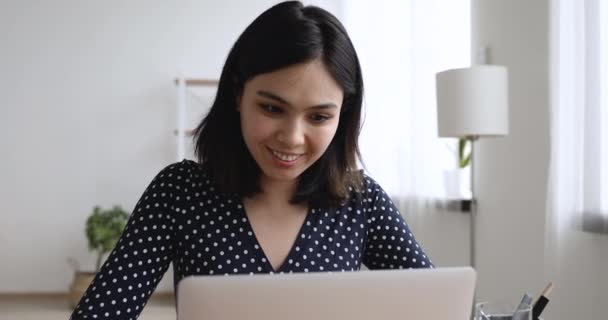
<box><xmin>161</xmin><ymin>159</ymin><xmax>204</xmax><ymax>172</ymax></box>
<box><xmin>152</xmin><ymin>159</ymin><xmax>208</xmax><ymax>185</ymax></box>
<box><xmin>338</xmin><ymin>170</ymin><xmax>386</xmax><ymax>208</ymax></box>
<box><xmin>351</xmin><ymin>170</ymin><xmax>383</xmax><ymax>195</ymax></box>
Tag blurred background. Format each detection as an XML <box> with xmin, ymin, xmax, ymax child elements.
<box><xmin>1</xmin><ymin>1</ymin><xmax>606</xmax><ymax>320</ymax></box>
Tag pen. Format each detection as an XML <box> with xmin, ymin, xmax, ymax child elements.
<box><xmin>532</xmin><ymin>282</ymin><xmax>554</xmax><ymax>320</ymax></box>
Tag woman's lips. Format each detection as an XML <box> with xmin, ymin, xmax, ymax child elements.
<box><xmin>267</xmin><ymin>147</ymin><xmax>303</xmax><ymax>166</ymax></box>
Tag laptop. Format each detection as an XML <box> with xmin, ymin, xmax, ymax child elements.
<box><xmin>177</xmin><ymin>267</ymin><xmax>476</xmax><ymax>320</ymax></box>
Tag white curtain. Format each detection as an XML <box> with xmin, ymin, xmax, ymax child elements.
<box><xmin>548</xmin><ymin>0</ymin><xmax>608</xmax><ymax>235</ymax></box>
<box><xmin>545</xmin><ymin>0</ymin><xmax>608</xmax><ymax>319</ymax></box>
<box><xmin>342</xmin><ymin>0</ymin><xmax>471</xmax><ymax>214</ymax></box>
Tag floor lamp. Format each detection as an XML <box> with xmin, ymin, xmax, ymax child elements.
<box><xmin>435</xmin><ymin>65</ymin><xmax>509</xmax><ymax>268</ymax></box>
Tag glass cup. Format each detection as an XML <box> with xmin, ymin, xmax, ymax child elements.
<box><xmin>474</xmin><ymin>301</ymin><xmax>533</xmax><ymax>320</ymax></box>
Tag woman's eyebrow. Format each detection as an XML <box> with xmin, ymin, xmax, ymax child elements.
<box><xmin>256</xmin><ymin>90</ymin><xmax>338</xmax><ymax>110</ymax></box>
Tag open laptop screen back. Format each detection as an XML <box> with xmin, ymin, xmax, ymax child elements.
<box><xmin>177</xmin><ymin>267</ymin><xmax>476</xmax><ymax>320</ymax></box>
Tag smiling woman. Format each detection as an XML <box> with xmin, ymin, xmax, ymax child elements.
<box><xmin>69</xmin><ymin>1</ymin><xmax>433</xmax><ymax>319</ymax></box>
<box><xmin>238</xmin><ymin>59</ymin><xmax>343</xmax><ymax>187</ymax></box>
<box><xmin>194</xmin><ymin>0</ymin><xmax>365</xmax><ymax>208</ymax></box>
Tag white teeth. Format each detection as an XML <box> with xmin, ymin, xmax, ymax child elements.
<box><xmin>271</xmin><ymin>149</ymin><xmax>301</xmax><ymax>162</ymax></box>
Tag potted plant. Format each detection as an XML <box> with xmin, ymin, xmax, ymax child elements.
<box><xmin>443</xmin><ymin>138</ymin><xmax>472</xmax><ymax>199</ymax></box>
<box><xmin>458</xmin><ymin>137</ymin><xmax>472</xmax><ymax>169</ymax></box>
<box><xmin>69</xmin><ymin>205</ymin><xmax>129</xmax><ymax>308</ymax></box>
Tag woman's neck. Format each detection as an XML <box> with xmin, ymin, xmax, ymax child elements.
<box><xmin>256</xmin><ymin>175</ymin><xmax>298</xmax><ymax>206</ymax></box>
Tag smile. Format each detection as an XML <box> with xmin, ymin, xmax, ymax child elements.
<box><xmin>268</xmin><ymin>148</ymin><xmax>303</xmax><ymax>162</ymax></box>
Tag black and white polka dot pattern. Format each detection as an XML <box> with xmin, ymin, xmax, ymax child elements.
<box><xmin>70</xmin><ymin>160</ymin><xmax>433</xmax><ymax>319</ymax></box>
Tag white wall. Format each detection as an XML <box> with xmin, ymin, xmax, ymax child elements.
<box><xmin>473</xmin><ymin>1</ymin><xmax>608</xmax><ymax>320</ymax></box>
<box><xmin>472</xmin><ymin>0</ymin><xmax>550</xmax><ymax>303</ymax></box>
<box><xmin>0</xmin><ymin>0</ymin><xmax>347</xmax><ymax>294</ymax></box>
<box><xmin>0</xmin><ymin>0</ymin><xmax>319</xmax><ymax>293</ymax></box>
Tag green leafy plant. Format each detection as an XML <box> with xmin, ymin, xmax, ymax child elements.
<box><xmin>458</xmin><ymin>138</ymin><xmax>472</xmax><ymax>168</ymax></box>
<box><xmin>85</xmin><ymin>205</ymin><xmax>129</xmax><ymax>272</ymax></box>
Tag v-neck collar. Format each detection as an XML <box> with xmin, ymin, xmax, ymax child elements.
<box><xmin>236</xmin><ymin>198</ymin><xmax>312</xmax><ymax>273</ymax></box>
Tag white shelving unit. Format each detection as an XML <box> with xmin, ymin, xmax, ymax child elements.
<box><xmin>174</xmin><ymin>78</ymin><xmax>218</xmax><ymax>161</ymax></box>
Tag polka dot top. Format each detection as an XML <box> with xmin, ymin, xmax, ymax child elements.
<box><xmin>70</xmin><ymin>159</ymin><xmax>433</xmax><ymax>319</ymax></box>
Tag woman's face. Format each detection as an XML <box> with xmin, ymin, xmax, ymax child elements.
<box><xmin>238</xmin><ymin>59</ymin><xmax>344</xmax><ymax>185</ymax></box>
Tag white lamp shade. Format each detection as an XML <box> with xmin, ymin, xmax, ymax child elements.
<box><xmin>436</xmin><ymin>65</ymin><xmax>509</xmax><ymax>138</ymax></box>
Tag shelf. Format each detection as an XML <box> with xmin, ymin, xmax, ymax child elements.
<box><xmin>174</xmin><ymin>78</ymin><xmax>218</xmax><ymax>161</ymax></box>
<box><xmin>173</xmin><ymin>78</ymin><xmax>219</xmax><ymax>87</ymax></box>
<box><xmin>173</xmin><ymin>129</ymin><xmax>196</xmax><ymax>137</ymax></box>
<box><xmin>582</xmin><ymin>211</ymin><xmax>608</xmax><ymax>234</ymax></box>
<box><xmin>443</xmin><ymin>199</ymin><xmax>472</xmax><ymax>213</ymax></box>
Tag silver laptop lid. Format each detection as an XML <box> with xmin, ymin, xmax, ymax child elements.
<box><xmin>177</xmin><ymin>267</ymin><xmax>476</xmax><ymax>320</ymax></box>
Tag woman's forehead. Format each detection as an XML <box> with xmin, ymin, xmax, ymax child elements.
<box><xmin>245</xmin><ymin>60</ymin><xmax>344</xmax><ymax>108</ymax></box>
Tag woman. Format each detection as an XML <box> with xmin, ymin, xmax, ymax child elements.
<box><xmin>70</xmin><ymin>1</ymin><xmax>433</xmax><ymax>319</ymax></box>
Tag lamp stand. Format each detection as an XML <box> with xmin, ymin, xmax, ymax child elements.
<box><xmin>469</xmin><ymin>136</ymin><xmax>479</xmax><ymax>320</ymax></box>
<box><xmin>469</xmin><ymin>136</ymin><xmax>479</xmax><ymax>268</ymax></box>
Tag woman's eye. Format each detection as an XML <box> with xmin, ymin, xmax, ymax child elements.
<box><xmin>259</xmin><ymin>104</ymin><xmax>282</xmax><ymax>113</ymax></box>
<box><xmin>310</xmin><ymin>114</ymin><xmax>331</xmax><ymax>122</ymax></box>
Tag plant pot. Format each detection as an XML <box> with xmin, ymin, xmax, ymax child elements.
<box><xmin>443</xmin><ymin>167</ymin><xmax>471</xmax><ymax>199</ymax></box>
<box><xmin>69</xmin><ymin>271</ymin><xmax>96</xmax><ymax>308</ymax></box>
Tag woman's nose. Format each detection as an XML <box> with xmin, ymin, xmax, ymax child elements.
<box><xmin>276</xmin><ymin>119</ymin><xmax>305</xmax><ymax>147</ymax></box>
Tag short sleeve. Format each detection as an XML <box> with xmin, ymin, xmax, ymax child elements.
<box><xmin>69</xmin><ymin>161</ymin><xmax>185</xmax><ymax>319</ymax></box>
<box><xmin>361</xmin><ymin>175</ymin><xmax>434</xmax><ymax>269</ymax></box>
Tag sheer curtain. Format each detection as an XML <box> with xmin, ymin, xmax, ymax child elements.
<box><xmin>548</xmin><ymin>0</ymin><xmax>608</xmax><ymax>235</ymax></box>
<box><xmin>341</xmin><ymin>0</ymin><xmax>471</xmax><ymax>216</ymax></box>
<box><xmin>545</xmin><ymin>0</ymin><xmax>608</xmax><ymax>318</ymax></box>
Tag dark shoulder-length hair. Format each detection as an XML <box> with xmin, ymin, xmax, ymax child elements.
<box><xmin>193</xmin><ymin>0</ymin><xmax>364</xmax><ymax>207</ymax></box>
